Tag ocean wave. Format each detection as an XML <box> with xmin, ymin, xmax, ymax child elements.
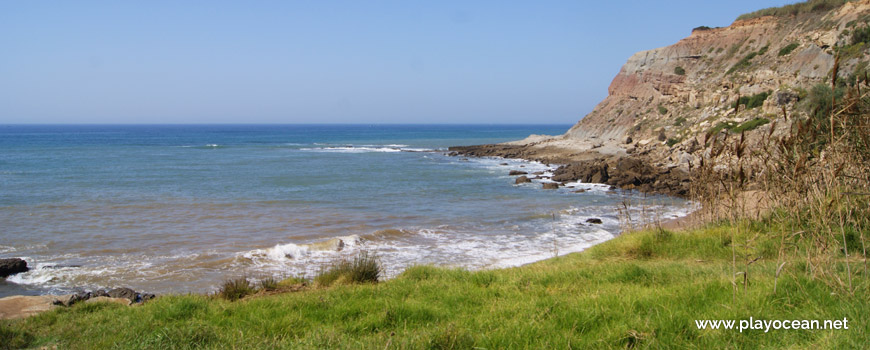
<box><xmin>299</xmin><ymin>146</ymin><xmax>433</xmax><ymax>153</ymax></box>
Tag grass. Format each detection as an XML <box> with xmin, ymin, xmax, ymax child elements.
<box><xmin>314</xmin><ymin>251</ymin><xmax>381</xmax><ymax>287</ymax></box>
<box><xmin>2</xmin><ymin>219</ymin><xmax>867</xmax><ymax>349</ymax></box>
<box><xmin>736</xmin><ymin>0</ymin><xmax>853</xmax><ymax>21</ymax></box>
<box><xmin>218</xmin><ymin>277</ymin><xmax>255</xmax><ymax>301</ymax></box>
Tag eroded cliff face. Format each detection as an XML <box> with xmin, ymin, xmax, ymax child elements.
<box><xmin>552</xmin><ymin>0</ymin><xmax>870</xmax><ymax>168</ymax></box>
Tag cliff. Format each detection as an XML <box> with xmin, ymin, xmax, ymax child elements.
<box><xmin>510</xmin><ymin>0</ymin><xmax>870</xmax><ymax>170</ymax></box>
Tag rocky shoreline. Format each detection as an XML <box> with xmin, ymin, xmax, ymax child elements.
<box><xmin>0</xmin><ymin>258</ymin><xmax>156</xmax><ymax>319</ymax></box>
<box><xmin>448</xmin><ymin>144</ymin><xmax>690</xmax><ymax>198</ymax></box>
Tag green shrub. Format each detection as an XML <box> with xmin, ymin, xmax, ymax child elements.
<box><xmin>709</xmin><ymin>121</ymin><xmax>738</xmax><ymax>134</ymax></box>
<box><xmin>731</xmin><ymin>117</ymin><xmax>771</xmax><ymax>133</ymax></box>
<box><xmin>673</xmin><ymin>116</ymin><xmax>687</xmax><ymax>126</ymax></box>
<box><xmin>851</xmin><ymin>25</ymin><xmax>870</xmax><ymax>45</ymax></box>
<box><xmin>666</xmin><ymin>138</ymin><xmax>681</xmax><ymax>147</ymax></box>
<box><xmin>674</xmin><ymin>66</ymin><xmax>686</xmax><ymax>75</ymax></box>
<box><xmin>219</xmin><ymin>277</ymin><xmax>255</xmax><ymax>301</ymax></box>
<box><xmin>778</xmin><ymin>43</ymin><xmax>800</xmax><ymax>56</ymax></box>
<box><xmin>803</xmin><ymin>83</ymin><xmax>846</xmax><ymax>134</ymax></box>
<box><xmin>657</xmin><ymin>105</ymin><xmax>668</xmax><ymax>115</ymax></box>
<box><xmin>727</xmin><ymin>51</ymin><xmax>759</xmax><ymax>75</ymax></box>
<box><xmin>315</xmin><ymin>251</ymin><xmax>381</xmax><ymax>287</ymax></box>
<box><xmin>731</xmin><ymin>91</ymin><xmax>770</xmax><ymax>109</ymax></box>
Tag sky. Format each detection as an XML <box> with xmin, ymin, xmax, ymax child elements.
<box><xmin>0</xmin><ymin>0</ymin><xmax>798</xmax><ymax>124</ymax></box>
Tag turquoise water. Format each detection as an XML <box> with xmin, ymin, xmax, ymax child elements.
<box><xmin>0</xmin><ymin>125</ymin><xmax>690</xmax><ymax>296</ymax></box>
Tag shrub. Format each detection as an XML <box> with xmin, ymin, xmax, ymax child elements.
<box><xmin>673</xmin><ymin>116</ymin><xmax>687</xmax><ymax>126</ymax></box>
<box><xmin>219</xmin><ymin>277</ymin><xmax>255</xmax><ymax>301</ymax></box>
<box><xmin>727</xmin><ymin>51</ymin><xmax>759</xmax><ymax>75</ymax></box>
<box><xmin>709</xmin><ymin>121</ymin><xmax>738</xmax><ymax>134</ymax></box>
<box><xmin>732</xmin><ymin>91</ymin><xmax>770</xmax><ymax>109</ymax></box>
<box><xmin>666</xmin><ymin>138</ymin><xmax>681</xmax><ymax>147</ymax></box>
<box><xmin>778</xmin><ymin>43</ymin><xmax>800</xmax><ymax>56</ymax></box>
<box><xmin>674</xmin><ymin>66</ymin><xmax>686</xmax><ymax>75</ymax></box>
<box><xmin>731</xmin><ymin>117</ymin><xmax>771</xmax><ymax>133</ymax></box>
<box><xmin>315</xmin><ymin>251</ymin><xmax>381</xmax><ymax>287</ymax></box>
<box><xmin>851</xmin><ymin>25</ymin><xmax>870</xmax><ymax>45</ymax></box>
<box><xmin>657</xmin><ymin>105</ymin><xmax>668</xmax><ymax>115</ymax></box>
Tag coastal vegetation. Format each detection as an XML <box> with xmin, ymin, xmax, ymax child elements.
<box><xmin>736</xmin><ymin>0</ymin><xmax>855</xmax><ymax>21</ymax></box>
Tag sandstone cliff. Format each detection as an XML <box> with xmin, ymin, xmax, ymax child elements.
<box><xmin>519</xmin><ymin>0</ymin><xmax>870</xmax><ymax>170</ymax></box>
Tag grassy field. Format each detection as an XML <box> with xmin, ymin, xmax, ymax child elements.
<box><xmin>2</xmin><ymin>218</ymin><xmax>867</xmax><ymax>349</ymax></box>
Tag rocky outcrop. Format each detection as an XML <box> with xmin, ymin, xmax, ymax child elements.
<box><xmin>0</xmin><ymin>258</ymin><xmax>28</xmax><ymax>278</ymax></box>
<box><xmin>550</xmin><ymin>158</ymin><xmax>689</xmax><ymax>197</ymax></box>
<box><xmin>0</xmin><ymin>287</ymin><xmax>156</xmax><ymax>319</ymax></box>
<box><xmin>515</xmin><ymin>176</ymin><xmax>532</xmax><ymax>184</ymax></box>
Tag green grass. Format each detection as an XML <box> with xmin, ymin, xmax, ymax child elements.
<box><xmin>2</xmin><ymin>219</ymin><xmax>867</xmax><ymax>349</ymax></box>
<box><xmin>314</xmin><ymin>251</ymin><xmax>381</xmax><ymax>287</ymax></box>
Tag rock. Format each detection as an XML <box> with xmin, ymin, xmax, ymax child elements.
<box><xmin>542</xmin><ymin>183</ymin><xmax>559</xmax><ymax>190</ymax></box>
<box><xmin>625</xmin><ymin>136</ymin><xmax>633</xmax><ymax>144</ymax></box>
<box><xmin>586</xmin><ymin>218</ymin><xmax>603</xmax><ymax>224</ymax></box>
<box><xmin>86</xmin><ymin>296</ymin><xmax>132</xmax><ymax>306</ymax></box>
<box><xmin>508</xmin><ymin>170</ymin><xmax>528</xmax><ymax>176</ymax></box>
<box><xmin>91</xmin><ymin>289</ymin><xmax>109</xmax><ymax>298</ymax></box>
<box><xmin>140</xmin><ymin>293</ymin><xmax>156</xmax><ymax>302</ymax></box>
<box><xmin>657</xmin><ymin>130</ymin><xmax>667</xmax><ymax>142</ymax></box>
<box><xmin>0</xmin><ymin>258</ymin><xmax>28</xmax><ymax>278</ymax></box>
<box><xmin>573</xmin><ymin>189</ymin><xmax>587</xmax><ymax>193</ymax></box>
<box><xmin>552</xmin><ymin>160</ymin><xmax>609</xmax><ymax>184</ymax></box>
<box><xmin>499</xmin><ymin>163</ymin><xmax>509</xmax><ymax>166</ymax></box>
<box><xmin>107</xmin><ymin>287</ymin><xmax>138</xmax><ymax>303</ymax></box>
<box><xmin>775</xmin><ymin>90</ymin><xmax>798</xmax><ymax>106</ymax></box>
<box><xmin>53</xmin><ymin>294</ymin><xmax>84</xmax><ymax>307</ymax></box>
<box><xmin>515</xmin><ymin>176</ymin><xmax>531</xmax><ymax>184</ymax></box>
<box><xmin>532</xmin><ymin>171</ymin><xmax>544</xmax><ymax>175</ymax></box>
<box><xmin>0</xmin><ymin>295</ymin><xmax>59</xmax><ymax>319</ymax></box>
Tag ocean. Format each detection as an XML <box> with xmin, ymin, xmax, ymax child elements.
<box><xmin>0</xmin><ymin>124</ymin><xmax>691</xmax><ymax>297</ymax></box>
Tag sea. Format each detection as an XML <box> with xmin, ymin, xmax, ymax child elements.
<box><xmin>0</xmin><ymin>124</ymin><xmax>692</xmax><ymax>297</ymax></box>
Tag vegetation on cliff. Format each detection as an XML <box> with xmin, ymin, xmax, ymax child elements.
<box><xmin>736</xmin><ymin>0</ymin><xmax>855</xmax><ymax>21</ymax></box>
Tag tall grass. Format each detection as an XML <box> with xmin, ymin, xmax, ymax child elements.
<box><xmin>691</xmin><ymin>62</ymin><xmax>870</xmax><ymax>295</ymax></box>
<box><xmin>314</xmin><ymin>251</ymin><xmax>381</xmax><ymax>287</ymax></box>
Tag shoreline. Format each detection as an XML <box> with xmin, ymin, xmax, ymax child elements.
<box><xmin>2</xmin><ymin>141</ymin><xmax>696</xmax><ymax>318</ymax></box>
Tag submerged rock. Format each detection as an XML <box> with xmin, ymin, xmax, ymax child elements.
<box><xmin>508</xmin><ymin>170</ymin><xmax>527</xmax><ymax>176</ymax></box>
<box><xmin>515</xmin><ymin>176</ymin><xmax>531</xmax><ymax>184</ymax></box>
<box><xmin>586</xmin><ymin>218</ymin><xmax>603</xmax><ymax>224</ymax></box>
<box><xmin>542</xmin><ymin>183</ymin><xmax>559</xmax><ymax>190</ymax></box>
<box><xmin>0</xmin><ymin>258</ymin><xmax>28</xmax><ymax>278</ymax></box>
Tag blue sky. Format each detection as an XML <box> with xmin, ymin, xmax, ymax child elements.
<box><xmin>1</xmin><ymin>1</ymin><xmax>796</xmax><ymax>124</ymax></box>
